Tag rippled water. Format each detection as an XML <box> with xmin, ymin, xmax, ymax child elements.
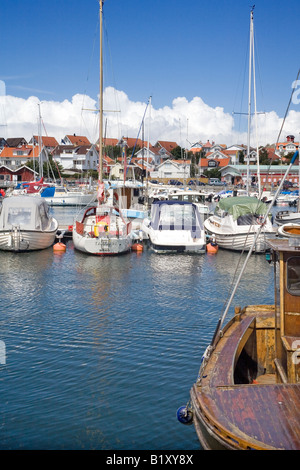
<box><xmin>0</xmin><ymin>205</ymin><xmax>286</xmax><ymax>449</ymax></box>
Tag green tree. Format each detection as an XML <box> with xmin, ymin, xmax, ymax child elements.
<box><xmin>259</xmin><ymin>148</ymin><xmax>271</xmax><ymax>165</ymax></box>
<box><xmin>103</xmin><ymin>144</ymin><xmax>122</xmax><ymax>160</ymax></box>
<box><xmin>170</xmin><ymin>145</ymin><xmax>184</xmax><ymax>159</ymax></box>
<box><xmin>203</xmin><ymin>168</ymin><xmax>221</xmax><ymax>179</ymax></box>
<box><xmin>25</xmin><ymin>157</ymin><xmax>64</xmax><ymax>180</ymax></box>
<box><xmin>284</xmin><ymin>152</ymin><xmax>296</xmax><ymax>163</ymax></box>
<box><xmin>238</xmin><ymin>151</ymin><xmax>245</xmax><ymax>164</ymax></box>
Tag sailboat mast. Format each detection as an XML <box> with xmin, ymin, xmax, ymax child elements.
<box><xmin>99</xmin><ymin>0</ymin><xmax>103</xmax><ymax>184</ymax></box>
<box><xmin>246</xmin><ymin>8</ymin><xmax>254</xmax><ymax>195</ymax></box>
<box><xmin>252</xmin><ymin>12</ymin><xmax>261</xmax><ymax>195</ymax></box>
<box><xmin>38</xmin><ymin>103</ymin><xmax>43</xmax><ymax>179</ymax></box>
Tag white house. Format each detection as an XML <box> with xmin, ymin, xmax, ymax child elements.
<box><xmin>225</xmin><ymin>144</ymin><xmax>257</xmax><ymax>164</ymax></box>
<box><xmin>275</xmin><ymin>135</ymin><xmax>299</xmax><ymax>157</ymax></box>
<box><xmin>135</xmin><ymin>146</ymin><xmax>161</xmax><ymax>167</ymax></box>
<box><xmin>109</xmin><ymin>162</ymin><xmax>137</xmax><ymax>181</ymax></box>
<box><xmin>0</xmin><ymin>145</ymin><xmax>49</xmax><ymax>170</ymax></box>
<box><xmin>154</xmin><ymin>159</ymin><xmax>190</xmax><ymax>180</ymax></box>
<box><xmin>52</xmin><ymin>144</ymin><xmax>98</xmax><ymax>171</ymax></box>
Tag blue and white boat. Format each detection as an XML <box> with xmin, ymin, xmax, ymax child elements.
<box><xmin>40</xmin><ymin>185</ymin><xmax>97</xmax><ymax>206</ymax></box>
<box><xmin>141</xmin><ymin>200</ymin><xmax>206</xmax><ymax>253</ymax></box>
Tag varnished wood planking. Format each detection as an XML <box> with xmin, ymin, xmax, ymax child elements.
<box><xmin>196</xmin><ymin>384</ymin><xmax>300</xmax><ymax>449</ymax></box>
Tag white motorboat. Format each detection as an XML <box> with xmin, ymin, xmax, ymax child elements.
<box><xmin>141</xmin><ymin>200</ymin><xmax>206</xmax><ymax>254</ymax></box>
<box><xmin>275</xmin><ymin>209</ymin><xmax>300</xmax><ymax>226</ymax></box>
<box><xmin>40</xmin><ymin>185</ymin><xmax>97</xmax><ymax>206</ymax></box>
<box><xmin>276</xmin><ymin>191</ymin><xmax>298</xmax><ymax>204</ymax></box>
<box><xmin>204</xmin><ymin>196</ymin><xmax>276</xmax><ymax>253</ymax></box>
<box><xmin>10</xmin><ymin>178</ymin><xmax>97</xmax><ymax>207</ymax></box>
<box><xmin>0</xmin><ymin>195</ymin><xmax>58</xmax><ymax>251</ymax></box>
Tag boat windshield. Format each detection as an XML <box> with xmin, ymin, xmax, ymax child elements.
<box><xmin>7</xmin><ymin>207</ymin><xmax>32</xmax><ymax>226</ymax></box>
<box><xmin>237</xmin><ymin>214</ymin><xmax>263</xmax><ymax>225</ymax></box>
<box><xmin>151</xmin><ymin>201</ymin><xmax>202</xmax><ymax>236</ymax></box>
<box><xmin>170</xmin><ymin>194</ymin><xmax>206</xmax><ymax>204</ymax></box>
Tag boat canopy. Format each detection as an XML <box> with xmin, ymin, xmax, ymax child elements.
<box><xmin>217</xmin><ymin>196</ymin><xmax>268</xmax><ymax>220</ymax></box>
<box><xmin>0</xmin><ymin>195</ymin><xmax>53</xmax><ymax>230</ymax></box>
<box><xmin>150</xmin><ymin>200</ymin><xmax>203</xmax><ymax>234</ymax></box>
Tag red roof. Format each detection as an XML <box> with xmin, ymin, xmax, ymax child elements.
<box><xmin>32</xmin><ymin>135</ymin><xmax>59</xmax><ymax>147</ymax></box>
<box><xmin>200</xmin><ymin>157</ymin><xmax>231</xmax><ymax>167</ymax></box>
<box><xmin>176</xmin><ymin>159</ymin><xmax>191</xmax><ymax>165</ymax></box>
<box><xmin>155</xmin><ymin>140</ymin><xmax>178</xmax><ymax>153</ymax></box>
<box><xmin>65</xmin><ymin>135</ymin><xmax>91</xmax><ymax>145</ymax></box>
<box><xmin>0</xmin><ymin>145</ymin><xmax>40</xmax><ymax>158</ymax></box>
<box><xmin>103</xmin><ymin>138</ymin><xmax>119</xmax><ymax>147</ymax></box>
<box><xmin>189</xmin><ymin>147</ymin><xmax>202</xmax><ymax>154</ymax></box>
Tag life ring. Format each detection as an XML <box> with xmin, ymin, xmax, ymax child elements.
<box><xmin>256</xmin><ymin>216</ymin><xmax>265</xmax><ymax>225</ymax></box>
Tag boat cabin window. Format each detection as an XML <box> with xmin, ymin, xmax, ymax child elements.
<box><xmin>158</xmin><ymin>204</ymin><xmax>199</xmax><ymax>234</ymax></box>
<box><xmin>286</xmin><ymin>257</ymin><xmax>300</xmax><ymax>296</ymax></box>
<box><xmin>236</xmin><ymin>214</ymin><xmax>262</xmax><ymax>225</ymax></box>
<box><xmin>182</xmin><ymin>194</ymin><xmax>205</xmax><ymax>203</ymax></box>
<box><xmin>7</xmin><ymin>207</ymin><xmax>32</xmax><ymax>226</ymax></box>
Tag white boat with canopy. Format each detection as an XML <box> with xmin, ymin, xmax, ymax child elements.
<box><xmin>204</xmin><ymin>196</ymin><xmax>276</xmax><ymax>252</ymax></box>
<box><xmin>141</xmin><ymin>200</ymin><xmax>206</xmax><ymax>253</ymax></box>
<box><xmin>0</xmin><ymin>195</ymin><xmax>58</xmax><ymax>251</ymax></box>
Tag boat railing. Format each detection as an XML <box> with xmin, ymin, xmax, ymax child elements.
<box><xmin>76</xmin><ymin>219</ymin><xmax>129</xmax><ymax>238</ymax></box>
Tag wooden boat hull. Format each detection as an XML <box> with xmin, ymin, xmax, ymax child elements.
<box><xmin>190</xmin><ymin>305</ymin><xmax>300</xmax><ymax>450</ymax></box>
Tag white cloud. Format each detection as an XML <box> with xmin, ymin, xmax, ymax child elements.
<box><xmin>0</xmin><ymin>87</ymin><xmax>299</xmax><ymax>148</ymax></box>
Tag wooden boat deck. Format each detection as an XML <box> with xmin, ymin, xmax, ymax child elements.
<box><xmin>192</xmin><ymin>306</ymin><xmax>300</xmax><ymax>450</ymax></box>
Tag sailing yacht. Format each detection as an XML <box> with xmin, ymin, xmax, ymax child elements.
<box><xmin>72</xmin><ymin>0</ymin><xmax>132</xmax><ymax>255</ymax></box>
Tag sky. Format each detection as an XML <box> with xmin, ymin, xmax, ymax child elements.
<box><xmin>0</xmin><ymin>0</ymin><xmax>300</xmax><ymax>149</ymax></box>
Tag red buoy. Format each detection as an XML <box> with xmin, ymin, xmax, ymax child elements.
<box><xmin>53</xmin><ymin>242</ymin><xmax>66</xmax><ymax>253</ymax></box>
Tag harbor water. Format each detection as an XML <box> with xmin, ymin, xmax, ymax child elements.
<box><xmin>0</xmin><ymin>205</ymin><xmax>288</xmax><ymax>449</ymax></box>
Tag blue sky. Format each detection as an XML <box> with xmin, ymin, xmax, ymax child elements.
<box><xmin>1</xmin><ymin>0</ymin><xmax>300</xmax><ymax>145</ymax></box>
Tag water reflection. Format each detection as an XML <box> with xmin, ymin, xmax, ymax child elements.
<box><xmin>0</xmin><ymin>205</ymin><xmax>277</xmax><ymax>450</ymax></box>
